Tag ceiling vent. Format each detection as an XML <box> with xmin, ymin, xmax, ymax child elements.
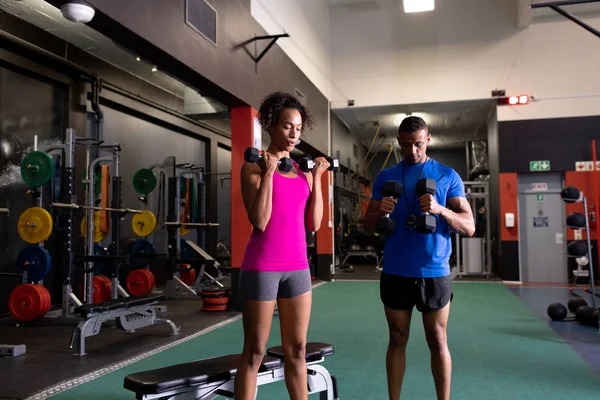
<box><xmin>186</xmin><ymin>0</ymin><xmax>217</xmax><ymax>46</ymax></box>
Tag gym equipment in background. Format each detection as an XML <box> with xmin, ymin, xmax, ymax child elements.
<box><xmin>545</xmin><ymin>185</ymin><xmax>599</xmax><ymax>331</ymax></box>
<box><xmin>7</xmin><ymin>129</ymin><xmax>179</xmax><ymax>355</ymax></box>
<box><xmin>453</xmin><ymin>180</ymin><xmax>492</xmax><ymax>279</ymax></box>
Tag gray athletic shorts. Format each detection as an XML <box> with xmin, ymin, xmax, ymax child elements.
<box><xmin>239</xmin><ymin>268</ymin><xmax>312</xmax><ymax>301</ymax></box>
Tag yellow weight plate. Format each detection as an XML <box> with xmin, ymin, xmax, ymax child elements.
<box><xmin>180</xmin><ymin>212</ymin><xmax>191</xmax><ymax>237</ymax></box>
<box><xmin>81</xmin><ymin>212</ymin><xmax>108</xmax><ymax>243</ymax></box>
<box><xmin>132</xmin><ymin>210</ymin><xmax>157</xmax><ymax>237</ymax></box>
<box><xmin>18</xmin><ymin>207</ymin><xmax>53</xmax><ymax>244</ymax></box>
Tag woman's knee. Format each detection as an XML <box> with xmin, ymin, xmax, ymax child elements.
<box><xmin>243</xmin><ymin>342</ymin><xmax>267</xmax><ymax>368</ymax></box>
<box><xmin>283</xmin><ymin>341</ymin><xmax>306</xmax><ymax>361</ymax></box>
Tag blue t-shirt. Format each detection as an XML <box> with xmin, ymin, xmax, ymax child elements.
<box><xmin>370</xmin><ymin>159</ymin><xmax>466</xmax><ymax>278</ymax></box>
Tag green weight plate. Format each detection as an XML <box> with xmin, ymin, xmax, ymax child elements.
<box><xmin>21</xmin><ymin>151</ymin><xmax>54</xmax><ymax>187</ymax></box>
<box><xmin>133</xmin><ymin>168</ymin><xmax>157</xmax><ymax>195</ymax></box>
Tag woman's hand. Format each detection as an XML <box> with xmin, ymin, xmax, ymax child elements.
<box><xmin>311</xmin><ymin>157</ymin><xmax>330</xmax><ymax>178</ymax></box>
<box><xmin>258</xmin><ymin>151</ymin><xmax>279</xmax><ymax>175</ymax></box>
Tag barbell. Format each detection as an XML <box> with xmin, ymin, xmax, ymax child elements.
<box><xmin>164</xmin><ymin>222</ymin><xmax>220</xmax><ymax>227</ymax></box>
<box><xmin>51</xmin><ymin>202</ymin><xmax>143</xmax><ymax>214</ymax></box>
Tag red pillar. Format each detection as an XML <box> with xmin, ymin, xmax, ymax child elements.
<box><xmin>316</xmin><ymin>171</ymin><xmax>334</xmax><ymax>280</ymax></box>
<box><xmin>230</xmin><ymin>106</ymin><xmax>259</xmax><ymax>310</ymax></box>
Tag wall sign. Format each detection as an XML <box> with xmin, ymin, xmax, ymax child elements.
<box><xmin>531</xmin><ymin>183</ymin><xmax>547</xmax><ymax>191</ymax></box>
<box><xmin>533</xmin><ymin>217</ymin><xmax>548</xmax><ymax>228</ymax></box>
<box><xmin>530</xmin><ymin>160</ymin><xmax>550</xmax><ymax>171</ymax></box>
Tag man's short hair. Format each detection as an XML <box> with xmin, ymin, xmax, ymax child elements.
<box><xmin>398</xmin><ymin>116</ymin><xmax>428</xmax><ymax>135</ymax></box>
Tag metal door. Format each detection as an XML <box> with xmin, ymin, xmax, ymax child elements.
<box><xmin>518</xmin><ymin>174</ymin><xmax>567</xmax><ymax>283</ymax></box>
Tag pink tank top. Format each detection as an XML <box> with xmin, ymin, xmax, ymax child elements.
<box><xmin>241</xmin><ymin>161</ymin><xmax>310</xmax><ymax>272</ymax></box>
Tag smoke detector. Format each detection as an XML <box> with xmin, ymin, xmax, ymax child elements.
<box><xmin>60</xmin><ymin>1</ymin><xmax>95</xmax><ymax>23</ymax></box>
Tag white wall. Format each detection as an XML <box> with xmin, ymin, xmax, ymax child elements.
<box><xmin>251</xmin><ymin>0</ymin><xmax>332</xmax><ymax>100</ymax></box>
<box><xmin>329</xmin><ymin>0</ymin><xmax>600</xmax><ymax>121</ymax></box>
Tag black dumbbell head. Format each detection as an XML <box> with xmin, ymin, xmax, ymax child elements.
<box><xmin>416</xmin><ymin>214</ymin><xmax>436</xmax><ymax>233</ymax></box>
<box><xmin>299</xmin><ymin>157</ymin><xmax>315</xmax><ymax>172</ymax></box>
<box><xmin>244</xmin><ymin>147</ymin><xmax>261</xmax><ymax>163</ymax></box>
<box><xmin>376</xmin><ymin>217</ymin><xmax>396</xmax><ymax>235</ymax></box>
<box><xmin>382</xmin><ymin>181</ymin><xmax>403</xmax><ymax>198</ymax></box>
<box><xmin>279</xmin><ymin>157</ymin><xmax>293</xmax><ymax>172</ymax></box>
<box><xmin>417</xmin><ymin>178</ymin><xmax>436</xmax><ymax>196</ymax></box>
<box><xmin>326</xmin><ymin>157</ymin><xmax>340</xmax><ymax>171</ymax></box>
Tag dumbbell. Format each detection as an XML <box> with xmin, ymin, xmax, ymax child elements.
<box><xmin>298</xmin><ymin>156</ymin><xmax>340</xmax><ymax>172</ymax></box>
<box><xmin>416</xmin><ymin>178</ymin><xmax>437</xmax><ymax>234</ymax></box>
<box><xmin>244</xmin><ymin>147</ymin><xmax>293</xmax><ymax>172</ymax></box>
<box><xmin>376</xmin><ymin>181</ymin><xmax>403</xmax><ymax>235</ymax></box>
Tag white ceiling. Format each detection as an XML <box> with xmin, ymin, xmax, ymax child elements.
<box><xmin>333</xmin><ymin>99</ymin><xmax>495</xmax><ymax>150</ymax></box>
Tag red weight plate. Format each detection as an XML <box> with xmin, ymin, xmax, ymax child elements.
<box><xmin>127</xmin><ymin>269</ymin><xmax>152</xmax><ymax>296</ymax></box>
<box><xmin>9</xmin><ymin>284</ymin><xmax>44</xmax><ymax>322</ymax></box>
<box><xmin>180</xmin><ymin>267</ymin><xmax>196</xmax><ymax>286</ymax></box>
<box><xmin>146</xmin><ymin>270</ymin><xmax>156</xmax><ymax>291</ymax></box>
<box><xmin>202</xmin><ymin>304</ymin><xmax>228</xmax><ymax>312</ymax></box>
<box><xmin>35</xmin><ymin>284</ymin><xmax>51</xmax><ymax>317</ymax></box>
<box><xmin>95</xmin><ymin>275</ymin><xmax>112</xmax><ymax>302</ymax></box>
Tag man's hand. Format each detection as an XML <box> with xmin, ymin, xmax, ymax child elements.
<box><xmin>380</xmin><ymin>197</ymin><xmax>397</xmax><ymax>214</ymax></box>
<box><xmin>419</xmin><ymin>194</ymin><xmax>444</xmax><ymax>215</ymax></box>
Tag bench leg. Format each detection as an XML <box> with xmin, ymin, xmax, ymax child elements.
<box><xmin>307</xmin><ymin>364</ymin><xmax>337</xmax><ymax>400</ymax></box>
<box><xmin>70</xmin><ymin>316</ymin><xmax>102</xmax><ymax>356</ymax></box>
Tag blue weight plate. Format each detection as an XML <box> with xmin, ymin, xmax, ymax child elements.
<box><xmin>129</xmin><ymin>239</ymin><xmax>156</xmax><ymax>267</ymax></box>
<box><xmin>16</xmin><ymin>245</ymin><xmax>52</xmax><ymax>282</ymax></box>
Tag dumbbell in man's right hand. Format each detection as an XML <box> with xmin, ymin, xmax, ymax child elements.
<box><xmin>244</xmin><ymin>147</ymin><xmax>293</xmax><ymax>172</ymax></box>
<box><xmin>376</xmin><ymin>181</ymin><xmax>403</xmax><ymax>234</ymax></box>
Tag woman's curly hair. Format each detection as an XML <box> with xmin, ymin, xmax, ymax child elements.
<box><xmin>257</xmin><ymin>92</ymin><xmax>315</xmax><ymax>133</ymax></box>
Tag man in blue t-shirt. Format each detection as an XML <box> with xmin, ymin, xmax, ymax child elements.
<box><xmin>363</xmin><ymin>116</ymin><xmax>475</xmax><ymax>400</ymax></box>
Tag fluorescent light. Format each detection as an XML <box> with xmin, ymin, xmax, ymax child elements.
<box><xmin>404</xmin><ymin>0</ymin><xmax>434</xmax><ymax>13</ymax></box>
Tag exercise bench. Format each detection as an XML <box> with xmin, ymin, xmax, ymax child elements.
<box><xmin>123</xmin><ymin>342</ymin><xmax>339</xmax><ymax>399</ymax></box>
<box><xmin>70</xmin><ymin>293</ymin><xmax>180</xmax><ymax>356</ymax></box>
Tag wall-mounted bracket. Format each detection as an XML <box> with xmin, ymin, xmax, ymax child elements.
<box><xmin>235</xmin><ymin>33</ymin><xmax>290</xmax><ymax>64</ymax></box>
<box><xmin>531</xmin><ymin>1</ymin><xmax>600</xmax><ymax>39</ymax></box>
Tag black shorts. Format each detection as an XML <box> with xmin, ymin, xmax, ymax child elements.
<box><xmin>380</xmin><ymin>272</ymin><xmax>453</xmax><ymax>313</ymax></box>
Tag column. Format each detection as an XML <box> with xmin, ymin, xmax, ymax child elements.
<box><xmin>230</xmin><ymin>106</ymin><xmax>260</xmax><ymax>311</ymax></box>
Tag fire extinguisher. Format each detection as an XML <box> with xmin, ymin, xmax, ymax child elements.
<box><xmin>589</xmin><ymin>205</ymin><xmax>596</xmax><ymax>230</ymax></box>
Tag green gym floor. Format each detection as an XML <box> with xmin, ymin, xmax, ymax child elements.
<box><xmin>6</xmin><ymin>280</ymin><xmax>597</xmax><ymax>400</ymax></box>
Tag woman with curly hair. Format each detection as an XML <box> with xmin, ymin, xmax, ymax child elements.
<box><xmin>234</xmin><ymin>92</ymin><xmax>330</xmax><ymax>399</ymax></box>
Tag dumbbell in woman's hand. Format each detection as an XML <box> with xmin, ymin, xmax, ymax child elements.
<box><xmin>298</xmin><ymin>156</ymin><xmax>339</xmax><ymax>172</ymax></box>
<box><xmin>244</xmin><ymin>147</ymin><xmax>293</xmax><ymax>172</ymax></box>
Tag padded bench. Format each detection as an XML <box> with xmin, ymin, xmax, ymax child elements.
<box><xmin>124</xmin><ymin>342</ymin><xmax>338</xmax><ymax>400</ymax></box>
<box><xmin>70</xmin><ymin>293</ymin><xmax>180</xmax><ymax>356</ymax></box>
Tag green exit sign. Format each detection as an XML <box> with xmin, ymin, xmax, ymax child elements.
<box><xmin>530</xmin><ymin>160</ymin><xmax>550</xmax><ymax>171</ymax></box>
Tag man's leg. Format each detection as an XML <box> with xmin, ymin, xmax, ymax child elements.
<box><xmin>420</xmin><ymin>277</ymin><xmax>452</xmax><ymax>400</ymax></box>
<box><xmin>384</xmin><ymin>306</ymin><xmax>412</xmax><ymax>400</ymax></box>
<box><xmin>380</xmin><ymin>273</ymin><xmax>415</xmax><ymax>400</ymax></box>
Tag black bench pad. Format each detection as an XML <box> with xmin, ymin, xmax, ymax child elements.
<box><xmin>75</xmin><ymin>293</ymin><xmax>166</xmax><ymax>316</ymax></box>
<box><xmin>267</xmin><ymin>342</ymin><xmax>334</xmax><ymax>363</ymax></box>
<box><xmin>124</xmin><ymin>354</ymin><xmax>282</xmax><ymax>395</ymax></box>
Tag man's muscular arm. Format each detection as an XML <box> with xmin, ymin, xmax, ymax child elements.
<box><xmin>440</xmin><ymin>197</ymin><xmax>475</xmax><ymax>237</ymax></box>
